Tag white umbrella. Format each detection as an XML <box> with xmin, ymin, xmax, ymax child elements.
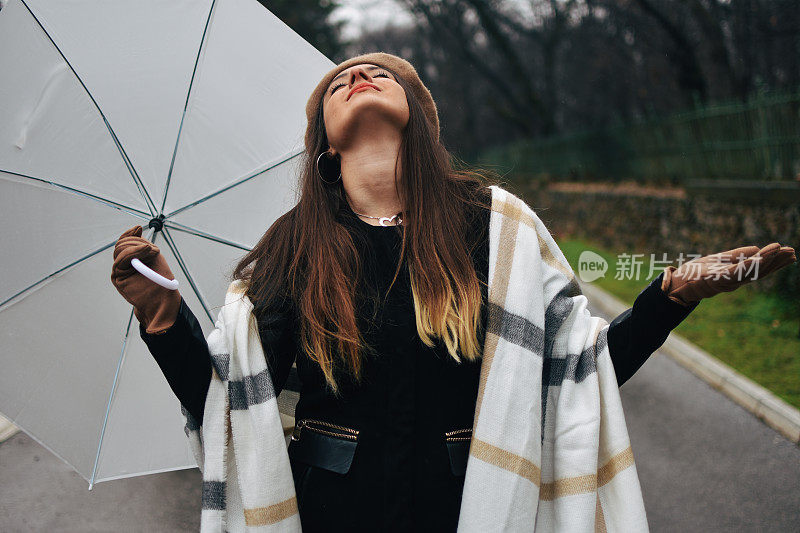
<box><xmin>0</xmin><ymin>0</ymin><xmax>333</xmax><ymax>488</ymax></box>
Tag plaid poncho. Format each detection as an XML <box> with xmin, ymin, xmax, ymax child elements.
<box><xmin>182</xmin><ymin>184</ymin><xmax>649</xmax><ymax>532</ymax></box>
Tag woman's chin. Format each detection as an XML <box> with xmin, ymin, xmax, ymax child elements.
<box><xmin>333</xmin><ymin>112</ymin><xmax>408</xmax><ymax>143</ymax></box>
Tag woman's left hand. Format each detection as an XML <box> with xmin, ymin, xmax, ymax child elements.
<box><xmin>660</xmin><ymin>242</ymin><xmax>797</xmax><ymax>307</ymax></box>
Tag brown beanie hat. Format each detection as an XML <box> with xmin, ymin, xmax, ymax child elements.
<box><xmin>304</xmin><ymin>52</ymin><xmax>440</xmax><ymax>153</ymax></box>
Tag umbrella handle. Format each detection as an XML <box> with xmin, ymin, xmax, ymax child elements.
<box><xmin>131</xmin><ymin>258</ymin><xmax>180</xmax><ymax>291</ymax></box>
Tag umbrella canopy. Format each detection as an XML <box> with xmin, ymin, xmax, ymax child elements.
<box><xmin>0</xmin><ymin>0</ymin><xmax>333</xmax><ymax>488</ymax></box>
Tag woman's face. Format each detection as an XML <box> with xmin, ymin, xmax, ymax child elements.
<box><xmin>322</xmin><ymin>63</ymin><xmax>410</xmax><ymax>153</ymax></box>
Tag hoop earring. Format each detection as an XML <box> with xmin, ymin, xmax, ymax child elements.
<box><xmin>316</xmin><ymin>151</ymin><xmax>342</xmax><ymax>184</ymax></box>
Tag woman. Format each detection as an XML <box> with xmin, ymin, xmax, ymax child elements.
<box><xmin>110</xmin><ymin>52</ymin><xmax>796</xmax><ymax>531</ymax></box>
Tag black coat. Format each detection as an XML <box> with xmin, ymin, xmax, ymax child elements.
<box><xmin>140</xmin><ymin>196</ymin><xmax>697</xmax><ymax>532</ymax></box>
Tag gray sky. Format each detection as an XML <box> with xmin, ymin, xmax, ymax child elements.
<box><xmin>330</xmin><ymin>0</ymin><xmax>414</xmax><ymax>41</ymax></box>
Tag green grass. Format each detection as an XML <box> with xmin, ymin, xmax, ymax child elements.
<box><xmin>558</xmin><ymin>237</ymin><xmax>800</xmax><ymax>409</ymax></box>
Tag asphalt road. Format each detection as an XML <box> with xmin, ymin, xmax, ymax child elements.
<box><xmin>587</xmin><ymin>300</ymin><xmax>800</xmax><ymax>532</ymax></box>
<box><xmin>1</xmin><ymin>302</ymin><xmax>798</xmax><ymax>531</ymax></box>
<box><xmin>0</xmin><ymin>431</ymin><xmax>201</xmax><ymax>531</ymax></box>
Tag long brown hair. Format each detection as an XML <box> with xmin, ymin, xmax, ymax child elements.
<box><xmin>232</xmin><ymin>65</ymin><xmax>503</xmax><ymax>395</ymax></box>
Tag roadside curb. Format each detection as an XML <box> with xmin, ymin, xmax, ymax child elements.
<box><xmin>579</xmin><ymin>279</ymin><xmax>800</xmax><ymax>445</ymax></box>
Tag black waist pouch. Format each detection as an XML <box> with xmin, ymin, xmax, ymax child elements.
<box><xmin>288</xmin><ymin>418</ymin><xmax>359</xmax><ymax>475</ymax></box>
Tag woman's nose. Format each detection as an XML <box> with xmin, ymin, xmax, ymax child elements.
<box><xmin>348</xmin><ymin>67</ymin><xmax>372</xmax><ymax>87</ymax></box>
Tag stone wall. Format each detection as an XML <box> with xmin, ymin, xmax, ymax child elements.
<box><xmin>512</xmin><ymin>180</ymin><xmax>800</xmax><ymax>297</ymax></box>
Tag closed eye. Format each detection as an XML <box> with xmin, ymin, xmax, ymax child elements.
<box><xmin>330</xmin><ymin>71</ymin><xmax>390</xmax><ymax>95</ymax></box>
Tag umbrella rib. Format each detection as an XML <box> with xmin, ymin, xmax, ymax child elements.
<box><xmin>164</xmin><ymin>147</ymin><xmax>304</xmax><ymax>219</ymax></box>
<box><xmin>159</xmin><ymin>227</ymin><xmax>215</xmax><ymax>323</ymax></box>
<box><xmin>164</xmin><ymin>220</ymin><xmax>251</xmax><ymax>251</ymax></box>
<box><xmin>0</xmin><ymin>168</ymin><xmax>151</xmax><ymax>218</ymax></box>
<box><xmin>0</xmin><ymin>238</ymin><xmax>117</xmax><ymax>312</ymax></box>
<box><xmin>19</xmin><ymin>0</ymin><xmax>157</xmax><ymax>217</ymax></box>
<box><xmin>89</xmin><ymin>307</ymin><xmax>136</xmax><ymax>491</ymax></box>
<box><xmin>160</xmin><ymin>0</ymin><xmax>218</xmax><ymax>214</ymax></box>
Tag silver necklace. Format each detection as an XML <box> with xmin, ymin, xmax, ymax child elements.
<box><xmin>351</xmin><ymin>210</ymin><xmax>403</xmax><ymax>227</ymax></box>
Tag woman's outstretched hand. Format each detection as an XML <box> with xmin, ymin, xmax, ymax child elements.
<box><xmin>111</xmin><ymin>225</ymin><xmax>182</xmax><ymax>334</ymax></box>
<box><xmin>660</xmin><ymin>242</ymin><xmax>797</xmax><ymax>307</ymax></box>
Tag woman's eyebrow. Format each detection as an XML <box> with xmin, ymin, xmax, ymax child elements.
<box><xmin>329</xmin><ymin>66</ymin><xmax>387</xmax><ymax>87</ymax></box>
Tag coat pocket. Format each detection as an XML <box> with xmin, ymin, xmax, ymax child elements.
<box><xmin>288</xmin><ymin>418</ymin><xmax>359</xmax><ymax>475</ymax></box>
<box><xmin>444</xmin><ymin>428</ymin><xmax>472</xmax><ymax>476</ymax></box>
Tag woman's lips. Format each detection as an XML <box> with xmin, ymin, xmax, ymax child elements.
<box><xmin>347</xmin><ymin>84</ymin><xmax>379</xmax><ymax>100</ymax></box>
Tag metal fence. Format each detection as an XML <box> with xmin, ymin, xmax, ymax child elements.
<box><xmin>476</xmin><ymin>87</ymin><xmax>800</xmax><ymax>183</ymax></box>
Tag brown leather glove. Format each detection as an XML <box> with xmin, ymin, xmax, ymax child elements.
<box><xmin>661</xmin><ymin>242</ymin><xmax>797</xmax><ymax>307</ymax></box>
<box><xmin>111</xmin><ymin>225</ymin><xmax>182</xmax><ymax>334</ymax></box>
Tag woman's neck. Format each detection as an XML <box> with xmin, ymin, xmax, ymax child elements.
<box><xmin>337</xmin><ymin>140</ymin><xmax>404</xmax><ymax>226</ymax></box>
